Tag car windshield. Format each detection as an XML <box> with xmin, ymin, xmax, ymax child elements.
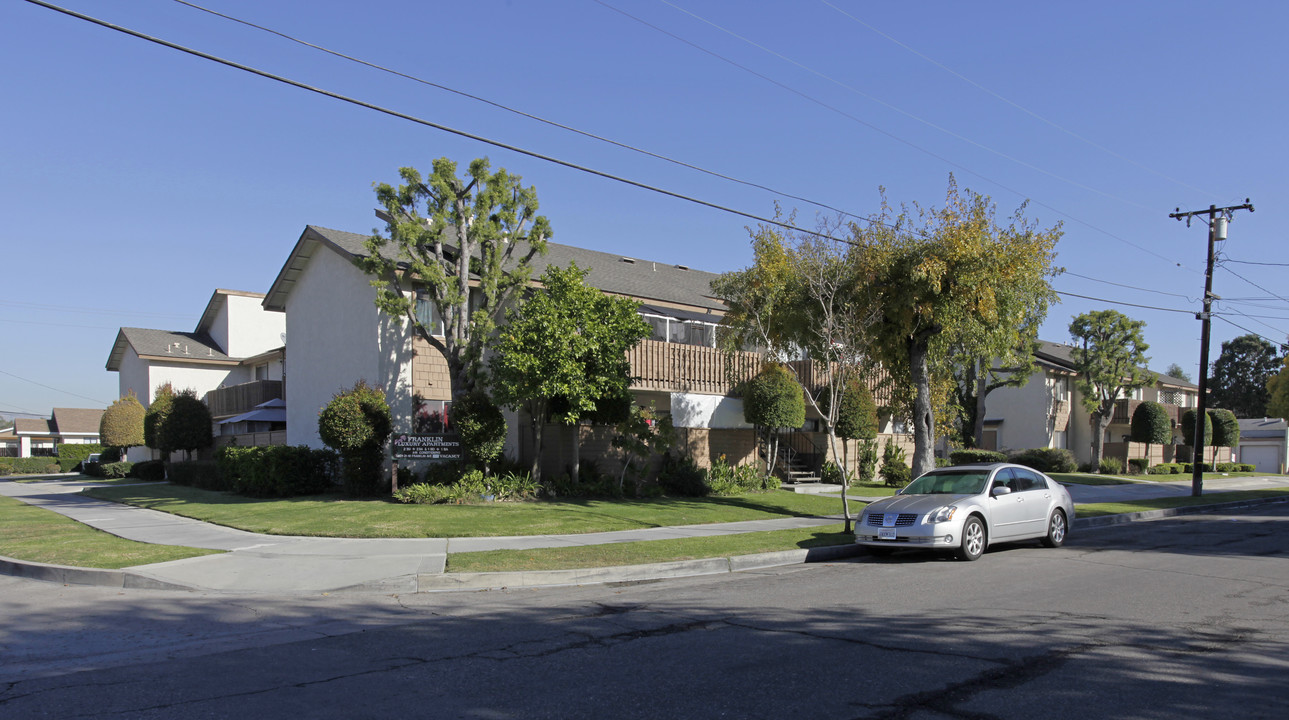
<box><xmin>901</xmin><ymin>470</ymin><xmax>991</xmax><ymax>496</ymax></box>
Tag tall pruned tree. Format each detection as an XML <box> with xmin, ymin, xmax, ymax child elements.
<box><xmin>1130</xmin><ymin>400</ymin><xmax>1171</xmax><ymax>465</ymax></box>
<box><xmin>362</xmin><ymin>157</ymin><xmax>551</xmax><ymax>404</ymax></box>
<box><xmin>100</xmin><ymin>392</ymin><xmax>145</xmax><ymax>456</ymax></box>
<box><xmin>1209</xmin><ymin>334</ymin><xmax>1280</xmax><ymax>418</ymax></box>
<box><xmin>1268</xmin><ymin>358</ymin><xmax>1289</xmax><ymax>422</ymax></box>
<box><xmin>144</xmin><ymin>382</ymin><xmax>176</xmax><ymax>460</ymax></box>
<box><xmin>1209</xmin><ymin>408</ymin><xmax>1240</xmax><ymax>450</ymax></box>
<box><xmin>742</xmin><ymin>363</ymin><xmax>806</xmax><ymax>478</ymax></box>
<box><xmin>1181</xmin><ymin>408</ymin><xmax>1213</xmax><ymax>450</ymax></box>
<box><xmin>165</xmin><ymin>389</ymin><xmax>213</xmax><ymax>461</ymax></box>
<box><xmin>489</xmin><ymin>263</ymin><xmax>650</xmax><ymax>485</ymax></box>
<box><xmin>1069</xmin><ymin>309</ymin><xmax>1154</xmax><ymax>471</ymax></box>
<box><xmin>715</xmin><ymin>213</ymin><xmax>880</xmax><ymax>530</ymax></box>
<box><xmin>850</xmin><ymin>178</ymin><xmax>1061</xmax><ymax>478</ymax></box>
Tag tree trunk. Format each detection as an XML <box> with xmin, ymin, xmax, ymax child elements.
<box><xmin>972</xmin><ymin>370</ymin><xmax>989</xmax><ymax>449</ymax></box>
<box><xmin>529</xmin><ymin>400</ymin><xmax>546</xmax><ymax>485</ymax></box>
<box><xmin>827</xmin><ymin>428</ymin><xmax>852</xmax><ymax>533</ymax></box>
<box><xmin>909</xmin><ymin>335</ymin><xmax>937</xmax><ymax>479</ymax></box>
<box><xmin>1090</xmin><ymin>406</ymin><xmax>1113</xmax><ymax>472</ymax></box>
<box><xmin>571</xmin><ymin>423</ymin><xmax>581</xmax><ymax>485</ymax></box>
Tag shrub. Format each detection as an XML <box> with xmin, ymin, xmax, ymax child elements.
<box><xmin>706</xmin><ymin>455</ymin><xmax>776</xmax><ymax>495</ymax></box>
<box><xmin>216</xmin><ymin>445</ymin><xmax>336</xmax><ymax>497</ymax></box>
<box><xmin>1180</xmin><ymin>409</ymin><xmax>1213</xmax><ymax>448</ymax></box>
<box><xmin>881</xmin><ymin>440</ymin><xmax>910</xmax><ymax>487</ymax></box>
<box><xmin>0</xmin><ymin>457</ymin><xmax>62</xmax><ymax>475</ymax></box>
<box><xmin>101</xmin><ymin>461</ymin><xmax>134</xmax><ymax>479</ymax></box>
<box><xmin>100</xmin><ymin>393</ymin><xmax>145</xmax><ymax>455</ymax></box>
<box><xmin>1215</xmin><ymin>462</ymin><xmax>1249</xmax><ymax>473</ymax></box>
<box><xmin>1099</xmin><ymin>457</ymin><xmax>1123</xmax><ymax>474</ymax></box>
<box><xmin>318</xmin><ymin>380</ymin><xmax>391</xmax><ymax>497</ymax></box>
<box><xmin>821</xmin><ymin>460</ymin><xmax>843</xmax><ymax>485</ymax></box>
<box><xmin>950</xmin><ymin>449</ymin><xmax>1007</xmax><ymax>465</ymax></box>
<box><xmin>167</xmin><ymin>460</ymin><xmax>226</xmax><ymax>490</ymax></box>
<box><xmin>58</xmin><ymin>443</ymin><xmax>103</xmax><ymax>473</ymax></box>
<box><xmin>393</xmin><ymin>483</ymin><xmax>454</xmax><ymax>504</ymax></box>
<box><xmin>1127</xmin><ymin>458</ymin><xmax>1148</xmax><ymax>475</ymax></box>
<box><xmin>166</xmin><ymin>390</ymin><xmax>213</xmax><ymax>460</ymax></box>
<box><xmin>144</xmin><ymin>383</ymin><xmax>177</xmax><ymax>457</ymax></box>
<box><xmin>1008</xmin><ymin>448</ymin><xmax>1077</xmax><ymax>474</ymax></box>
<box><xmin>1209</xmin><ymin>409</ymin><xmax>1240</xmax><ymax>448</ymax></box>
<box><xmin>1240</xmin><ymin>463</ymin><xmax>1256</xmax><ymax>472</ymax></box>
<box><xmin>132</xmin><ymin>459</ymin><xmax>166</xmax><ymax>481</ymax></box>
<box><xmin>658</xmin><ymin>453</ymin><xmax>708</xmax><ymax>497</ymax></box>
<box><xmin>1147</xmin><ymin>464</ymin><xmax>1173</xmax><ymax>475</ymax></box>
<box><xmin>453</xmin><ymin>391</ymin><xmax>507</xmax><ymax>472</ymax></box>
<box><xmin>856</xmin><ymin>439</ymin><xmax>879</xmax><ymax>483</ymax></box>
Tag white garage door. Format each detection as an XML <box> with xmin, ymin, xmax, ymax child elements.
<box><xmin>1240</xmin><ymin>445</ymin><xmax>1281</xmax><ymax>474</ymax></box>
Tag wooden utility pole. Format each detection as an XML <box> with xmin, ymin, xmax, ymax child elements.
<box><xmin>1169</xmin><ymin>200</ymin><xmax>1254</xmax><ymax>496</ymax></box>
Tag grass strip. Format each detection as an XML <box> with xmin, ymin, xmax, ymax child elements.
<box><xmin>84</xmin><ymin>484</ymin><xmax>862</xmax><ymax>538</ymax></box>
<box><xmin>447</xmin><ymin>523</ymin><xmax>854</xmax><ymax>573</ymax></box>
<box><xmin>1077</xmin><ymin>488</ymin><xmax>1289</xmax><ymax>518</ymax></box>
<box><xmin>0</xmin><ymin>495</ymin><xmax>221</xmax><ymax>569</ymax></box>
<box><xmin>1049</xmin><ymin>473</ymin><xmax>1136</xmax><ymax>486</ymax></box>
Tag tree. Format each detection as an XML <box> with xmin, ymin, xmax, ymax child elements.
<box><xmin>1069</xmin><ymin>310</ymin><xmax>1154</xmax><ymax>471</ymax></box>
<box><xmin>742</xmin><ymin>363</ymin><xmax>807</xmax><ymax>478</ymax></box>
<box><xmin>164</xmin><ymin>389</ymin><xmax>213</xmax><ymax>461</ymax></box>
<box><xmin>489</xmin><ymin>263</ymin><xmax>650</xmax><ymax>485</ymax></box>
<box><xmin>1268</xmin><ymin>358</ymin><xmax>1289</xmax><ymax>421</ymax></box>
<box><xmin>1209</xmin><ymin>334</ymin><xmax>1280</xmax><ymax>418</ymax></box>
<box><xmin>1181</xmin><ymin>408</ymin><xmax>1212</xmax><ymax>449</ymax></box>
<box><xmin>1129</xmin><ymin>400</ymin><xmax>1171</xmax><ymax>465</ymax></box>
<box><xmin>144</xmin><ymin>382</ymin><xmax>176</xmax><ymax>459</ymax></box>
<box><xmin>318</xmin><ymin>380</ymin><xmax>392</xmax><ymax>496</ymax></box>
<box><xmin>950</xmin><ymin>339</ymin><xmax>1037</xmax><ymax>449</ymax></box>
<box><xmin>850</xmin><ymin>178</ymin><xmax>1061</xmax><ymax>478</ymax></box>
<box><xmin>1164</xmin><ymin>363</ymin><xmax>1192</xmax><ymax>383</ymax></box>
<box><xmin>100</xmin><ymin>393</ymin><xmax>145</xmax><ymax>455</ymax></box>
<box><xmin>715</xmin><ymin>214</ymin><xmax>880</xmax><ymax>531</ymax></box>
<box><xmin>1209</xmin><ymin>408</ymin><xmax>1240</xmax><ymax>449</ymax></box>
<box><xmin>452</xmin><ymin>391</ymin><xmax>507</xmax><ymax>475</ymax></box>
<box><xmin>361</xmin><ymin>157</ymin><xmax>551</xmax><ymax>404</ymax></box>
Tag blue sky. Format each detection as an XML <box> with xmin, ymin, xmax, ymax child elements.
<box><xmin>3</xmin><ymin>0</ymin><xmax>1287</xmax><ymax>419</ymax></box>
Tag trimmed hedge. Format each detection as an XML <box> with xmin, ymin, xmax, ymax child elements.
<box><xmin>133</xmin><ymin>459</ymin><xmax>166</xmax><ymax>481</ymax></box>
<box><xmin>950</xmin><ymin>449</ymin><xmax>1007</xmax><ymax>465</ymax></box>
<box><xmin>0</xmin><ymin>457</ymin><xmax>62</xmax><ymax>475</ymax></box>
<box><xmin>1008</xmin><ymin>448</ymin><xmax>1077</xmax><ymax>473</ymax></box>
<box><xmin>216</xmin><ymin>445</ymin><xmax>337</xmax><ymax>497</ymax></box>
<box><xmin>58</xmin><ymin>443</ymin><xmax>103</xmax><ymax>472</ymax></box>
<box><xmin>1127</xmin><ymin>458</ymin><xmax>1149</xmax><ymax>475</ymax></box>
<box><xmin>167</xmin><ymin>460</ymin><xmax>227</xmax><ymax>491</ymax></box>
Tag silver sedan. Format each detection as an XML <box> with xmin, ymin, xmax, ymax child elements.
<box><xmin>855</xmin><ymin>462</ymin><xmax>1075</xmax><ymax>560</ymax></box>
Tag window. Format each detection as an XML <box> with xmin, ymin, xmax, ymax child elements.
<box><xmin>414</xmin><ymin>398</ymin><xmax>452</xmax><ymax>432</ymax></box>
<box><xmin>1049</xmin><ymin>375</ymin><xmax>1070</xmax><ymax>401</ymax></box>
<box><xmin>414</xmin><ymin>295</ymin><xmax>445</xmax><ymax>336</ymax></box>
<box><xmin>1052</xmin><ymin>430</ymin><xmax>1067</xmax><ymax>449</ymax></box>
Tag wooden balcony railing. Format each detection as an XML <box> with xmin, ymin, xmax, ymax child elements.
<box><xmin>628</xmin><ymin>339</ymin><xmax>761</xmax><ymax>395</ymax></box>
<box><xmin>205</xmin><ymin>380</ymin><xmax>283</xmax><ymax>419</ymax></box>
<box><xmin>1113</xmin><ymin>398</ymin><xmax>1182</xmax><ymax>425</ymax></box>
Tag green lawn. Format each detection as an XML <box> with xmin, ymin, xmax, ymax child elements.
<box><xmin>1049</xmin><ymin>472</ymin><xmax>1136</xmax><ymax>486</ymax></box>
<box><xmin>0</xmin><ymin>495</ymin><xmax>221</xmax><ymax>569</ymax></box>
<box><xmin>448</xmin><ymin>523</ymin><xmax>855</xmax><ymax>573</ymax></box>
<box><xmin>1051</xmin><ymin>471</ymin><xmax>1278</xmax><ymax>487</ymax></box>
<box><xmin>1076</xmin><ymin>488</ymin><xmax>1289</xmax><ymax>517</ymax></box>
<box><xmin>83</xmin><ymin>484</ymin><xmax>860</xmax><ymax>538</ymax></box>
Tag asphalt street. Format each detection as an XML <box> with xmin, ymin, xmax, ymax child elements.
<box><xmin>3</xmin><ymin>503</ymin><xmax>1288</xmax><ymax>719</ymax></box>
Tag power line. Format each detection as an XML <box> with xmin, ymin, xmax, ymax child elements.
<box><xmin>1214</xmin><ymin>315</ymin><xmax>1287</xmax><ymax>349</ymax></box>
<box><xmin>1059</xmin><ymin>270</ymin><xmax>1197</xmax><ymax>301</ymax></box>
<box><xmin>169</xmin><ymin>0</ymin><xmax>870</xmax><ymax>226</ymax></box>
<box><xmin>0</xmin><ymin>299</ymin><xmax>190</xmax><ymax>320</ymax></box>
<box><xmin>0</xmin><ymin>369</ymin><xmax>111</xmax><ymax>407</ymax></box>
<box><xmin>595</xmin><ymin>0</ymin><xmax>1197</xmax><ymax>272</ymax></box>
<box><xmin>1054</xmin><ymin>289</ymin><xmax>1193</xmax><ymax>314</ymax></box>
<box><xmin>1220</xmin><ymin>265</ymin><xmax>1289</xmax><ymax>307</ymax></box>
<box><xmin>1224</xmin><ymin>258</ymin><xmax>1289</xmax><ymax>267</ymax></box>
<box><xmin>818</xmin><ymin>0</ymin><xmax>1221</xmax><ymax>200</ymax></box>
<box><xmin>23</xmin><ymin>0</ymin><xmax>853</xmax><ymax>245</ymax></box>
<box><xmin>659</xmin><ymin>0</ymin><xmax>1155</xmax><ymax>211</ymax></box>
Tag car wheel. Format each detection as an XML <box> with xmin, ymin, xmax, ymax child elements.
<box><xmin>1041</xmin><ymin>509</ymin><xmax>1067</xmax><ymax>548</ymax></box>
<box><xmin>955</xmin><ymin>516</ymin><xmax>986</xmax><ymax>561</ymax></box>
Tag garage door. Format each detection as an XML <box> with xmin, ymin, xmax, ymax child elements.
<box><xmin>1240</xmin><ymin>445</ymin><xmax>1281</xmax><ymax>474</ymax></box>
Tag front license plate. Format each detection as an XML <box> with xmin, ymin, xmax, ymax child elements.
<box><xmin>877</xmin><ymin>528</ymin><xmax>897</xmax><ymax>541</ymax></box>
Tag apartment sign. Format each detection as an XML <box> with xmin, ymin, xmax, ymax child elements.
<box><xmin>391</xmin><ymin>433</ymin><xmax>462</xmax><ymax>460</ymax></box>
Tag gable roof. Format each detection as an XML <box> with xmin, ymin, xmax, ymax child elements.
<box><xmin>14</xmin><ymin>418</ymin><xmax>52</xmax><ymax>436</ymax></box>
<box><xmin>50</xmin><ymin>408</ymin><xmax>103</xmax><ymax>435</ymax></box>
<box><xmin>263</xmin><ymin>224</ymin><xmax>724</xmax><ymax>313</ymax></box>
<box><xmin>106</xmin><ymin>327</ymin><xmax>237</xmax><ymax>371</ymax></box>
<box><xmin>1035</xmin><ymin>340</ymin><xmax>1197</xmax><ymax>390</ymax></box>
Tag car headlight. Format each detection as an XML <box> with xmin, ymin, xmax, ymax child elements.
<box><xmin>927</xmin><ymin>505</ymin><xmax>958</xmax><ymax>523</ymax></box>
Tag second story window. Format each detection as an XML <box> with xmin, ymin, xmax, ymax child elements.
<box><xmin>415</xmin><ymin>295</ymin><xmax>445</xmax><ymax>337</ymax></box>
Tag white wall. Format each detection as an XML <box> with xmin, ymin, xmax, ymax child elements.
<box><xmin>116</xmin><ymin>346</ymin><xmax>151</xmax><ymax>406</ymax></box>
<box><xmin>283</xmin><ymin>248</ymin><xmax>415</xmax><ymax>448</ymax></box>
<box><xmin>223</xmin><ymin>293</ymin><xmax>286</xmax><ymax>358</ymax></box>
<box><xmin>670</xmin><ymin>393</ymin><xmax>752</xmax><ymax>429</ymax></box>
<box><xmin>981</xmin><ymin>370</ymin><xmax>1060</xmax><ymax>453</ymax></box>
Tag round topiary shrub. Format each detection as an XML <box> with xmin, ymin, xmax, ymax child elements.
<box><xmin>318</xmin><ymin>380</ymin><xmax>392</xmax><ymax>496</ymax></box>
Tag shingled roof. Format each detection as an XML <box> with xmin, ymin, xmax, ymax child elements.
<box><xmin>105</xmin><ymin>327</ymin><xmax>235</xmax><ymax>372</ymax></box>
<box><xmin>263</xmin><ymin>225</ymin><xmax>724</xmax><ymax>313</ymax></box>
<box><xmin>50</xmin><ymin>408</ymin><xmax>104</xmax><ymax>435</ymax></box>
<box><xmin>1035</xmin><ymin>340</ymin><xmax>1197</xmax><ymax>390</ymax></box>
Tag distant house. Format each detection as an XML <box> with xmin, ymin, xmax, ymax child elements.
<box><xmin>1238</xmin><ymin>418</ymin><xmax>1288</xmax><ymax>474</ymax></box>
<box><xmin>3</xmin><ymin>408</ymin><xmax>104</xmax><ymax>458</ymax></box>
<box><xmin>981</xmin><ymin>340</ymin><xmax>1211</xmax><ymax>467</ymax></box>
<box><xmin>261</xmin><ymin>224</ymin><xmax>905</xmax><ymax>479</ymax></box>
<box><xmin>105</xmin><ymin>289</ymin><xmax>286</xmax><ymax>460</ymax></box>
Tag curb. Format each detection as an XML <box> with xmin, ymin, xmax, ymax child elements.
<box><xmin>0</xmin><ymin>556</ymin><xmax>194</xmax><ymax>591</ymax></box>
<box><xmin>1071</xmin><ymin>494</ymin><xmax>1289</xmax><ymax>529</ymax></box>
<box><xmin>415</xmin><ymin>544</ymin><xmax>865</xmax><ymax>593</ymax></box>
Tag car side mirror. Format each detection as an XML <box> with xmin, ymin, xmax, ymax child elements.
<box><xmin>991</xmin><ymin>485</ymin><xmax>1012</xmax><ymax>497</ymax></box>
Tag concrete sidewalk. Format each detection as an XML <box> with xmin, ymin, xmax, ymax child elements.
<box><xmin>3</xmin><ymin>475</ymin><xmax>1287</xmax><ymax>594</ymax></box>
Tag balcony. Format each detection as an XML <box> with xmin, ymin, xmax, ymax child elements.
<box><xmin>205</xmin><ymin>380</ymin><xmax>284</xmax><ymax>419</ymax></box>
<box><xmin>628</xmin><ymin>339</ymin><xmax>761</xmax><ymax>395</ymax></box>
<box><xmin>1113</xmin><ymin>398</ymin><xmax>1182</xmax><ymax>425</ymax></box>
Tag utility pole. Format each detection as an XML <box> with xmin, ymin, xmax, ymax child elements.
<box><xmin>1169</xmin><ymin>200</ymin><xmax>1254</xmax><ymax>496</ymax></box>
